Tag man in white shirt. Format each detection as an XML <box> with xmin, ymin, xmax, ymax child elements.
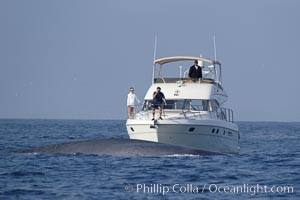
<box><xmin>127</xmin><ymin>87</ymin><xmax>141</xmax><ymax>119</ymax></box>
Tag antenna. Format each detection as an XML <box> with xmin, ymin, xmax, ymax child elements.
<box><xmin>213</xmin><ymin>35</ymin><xmax>217</xmax><ymax>61</ymax></box>
<box><xmin>153</xmin><ymin>35</ymin><xmax>157</xmax><ymax>62</ymax></box>
<box><xmin>213</xmin><ymin>35</ymin><xmax>220</xmax><ymax>84</ymax></box>
<box><xmin>152</xmin><ymin>36</ymin><xmax>157</xmax><ymax>84</ymax></box>
<box><xmin>212</xmin><ymin>35</ymin><xmax>223</xmax><ymax>86</ymax></box>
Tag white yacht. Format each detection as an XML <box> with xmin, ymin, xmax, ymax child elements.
<box><xmin>126</xmin><ymin>56</ymin><xmax>240</xmax><ymax>154</ymax></box>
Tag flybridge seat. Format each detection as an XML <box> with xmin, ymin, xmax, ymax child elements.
<box><xmin>154</xmin><ymin>78</ymin><xmax>215</xmax><ymax>84</ymax></box>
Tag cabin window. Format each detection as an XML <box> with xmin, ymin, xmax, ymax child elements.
<box><xmin>164</xmin><ymin>100</ymin><xmax>175</xmax><ymax>109</ymax></box>
<box><xmin>183</xmin><ymin>99</ymin><xmax>216</xmax><ymax>111</ymax></box>
<box><xmin>188</xmin><ymin>127</ymin><xmax>195</xmax><ymax>132</ymax></box>
<box><xmin>142</xmin><ymin>99</ymin><xmax>220</xmax><ymax>111</ymax></box>
<box><xmin>209</xmin><ymin>100</ymin><xmax>219</xmax><ymax>112</ymax></box>
<box><xmin>164</xmin><ymin>100</ymin><xmax>186</xmax><ymax>109</ymax></box>
<box><xmin>174</xmin><ymin>100</ymin><xmax>185</xmax><ymax>109</ymax></box>
<box><xmin>142</xmin><ymin>100</ymin><xmax>186</xmax><ymax>110</ymax></box>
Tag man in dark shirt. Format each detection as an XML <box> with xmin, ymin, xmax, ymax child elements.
<box><xmin>188</xmin><ymin>60</ymin><xmax>203</xmax><ymax>79</ymax></box>
<box><xmin>152</xmin><ymin>87</ymin><xmax>167</xmax><ymax>120</ymax></box>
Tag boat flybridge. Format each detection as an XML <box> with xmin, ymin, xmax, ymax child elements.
<box><xmin>126</xmin><ymin>56</ymin><xmax>240</xmax><ymax>154</ymax></box>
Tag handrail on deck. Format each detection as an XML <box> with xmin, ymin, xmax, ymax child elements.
<box><xmin>180</xmin><ymin>105</ymin><xmax>234</xmax><ymax>123</ymax></box>
<box><xmin>130</xmin><ymin>104</ymin><xmax>234</xmax><ymax>123</ymax></box>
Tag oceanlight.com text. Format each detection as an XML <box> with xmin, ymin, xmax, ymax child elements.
<box><xmin>124</xmin><ymin>183</ymin><xmax>294</xmax><ymax>196</ymax></box>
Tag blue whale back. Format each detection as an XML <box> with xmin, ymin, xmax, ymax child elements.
<box><xmin>11</xmin><ymin>139</ymin><xmax>219</xmax><ymax>156</ymax></box>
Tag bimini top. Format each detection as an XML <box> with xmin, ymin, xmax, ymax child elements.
<box><xmin>154</xmin><ymin>56</ymin><xmax>221</xmax><ymax>65</ymax></box>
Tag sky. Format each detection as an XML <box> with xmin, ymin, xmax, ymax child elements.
<box><xmin>0</xmin><ymin>0</ymin><xmax>299</xmax><ymax>121</ymax></box>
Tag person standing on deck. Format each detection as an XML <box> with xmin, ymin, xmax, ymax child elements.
<box><xmin>127</xmin><ymin>87</ymin><xmax>141</xmax><ymax>119</ymax></box>
<box><xmin>152</xmin><ymin>87</ymin><xmax>167</xmax><ymax>120</ymax></box>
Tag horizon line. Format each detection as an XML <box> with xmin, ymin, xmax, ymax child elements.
<box><xmin>0</xmin><ymin>117</ymin><xmax>299</xmax><ymax>123</ymax></box>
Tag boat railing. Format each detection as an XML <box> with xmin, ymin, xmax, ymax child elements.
<box><xmin>153</xmin><ymin>78</ymin><xmax>223</xmax><ymax>90</ymax></box>
<box><xmin>131</xmin><ymin>104</ymin><xmax>234</xmax><ymax>122</ymax></box>
<box><xmin>154</xmin><ymin>78</ymin><xmax>215</xmax><ymax>84</ymax></box>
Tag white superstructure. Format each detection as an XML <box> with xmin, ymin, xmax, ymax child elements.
<box><xmin>126</xmin><ymin>56</ymin><xmax>240</xmax><ymax>154</ymax></box>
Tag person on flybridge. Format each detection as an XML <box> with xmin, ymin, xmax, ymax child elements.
<box><xmin>127</xmin><ymin>87</ymin><xmax>141</xmax><ymax>119</ymax></box>
<box><xmin>188</xmin><ymin>60</ymin><xmax>203</xmax><ymax>79</ymax></box>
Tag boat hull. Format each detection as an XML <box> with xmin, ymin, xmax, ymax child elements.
<box><xmin>126</xmin><ymin>119</ymin><xmax>240</xmax><ymax>154</ymax></box>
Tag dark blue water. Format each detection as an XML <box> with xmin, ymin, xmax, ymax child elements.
<box><xmin>0</xmin><ymin>119</ymin><xmax>299</xmax><ymax>199</ymax></box>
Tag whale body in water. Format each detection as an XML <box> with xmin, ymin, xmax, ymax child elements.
<box><xmin>11</xmin><ymin>139</ymin><xmax>218</xmax><ymax>156</ymax></box>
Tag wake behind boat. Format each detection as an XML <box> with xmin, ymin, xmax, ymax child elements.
<box><xmin>126</xmin><ymin>55</ymin><xmax>240</xmax><ymax>154</ymax></box>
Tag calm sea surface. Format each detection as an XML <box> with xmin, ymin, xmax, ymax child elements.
<box><xmin>0</xmin><ymin>119</ymin><xmax>299</xmax><ymax>199</ymax></box>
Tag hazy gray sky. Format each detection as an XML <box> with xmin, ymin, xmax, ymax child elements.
<box><xmin>0</xmin><ymin>0</ymin><xmax>299</xmax><ymax>121</ymax></box>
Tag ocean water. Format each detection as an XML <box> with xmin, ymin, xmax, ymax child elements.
<box><xmin>0</xmin><ymin>119</ymin><xmax>299</xmax><ymax>200</ymax></box>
